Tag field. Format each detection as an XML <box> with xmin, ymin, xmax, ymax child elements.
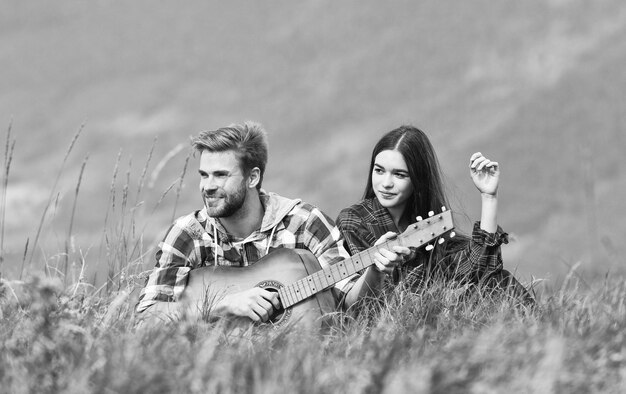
<box><xmin>2</xmin><ymin>267</ymin><xmax>626</xmax><ymax>393</ymax></box>
<box><xmin>1</xmin><ymin>1</ymin><xmax>626</xmax><ymax>392</ymax></box>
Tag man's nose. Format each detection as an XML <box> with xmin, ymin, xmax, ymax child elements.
<box><xmin>201</xmin><ymin>176</ymin><xmax>219</xmax><ymax>192</ymax></box>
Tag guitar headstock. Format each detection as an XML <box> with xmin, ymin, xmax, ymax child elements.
<box><xmin>399</xmin><ymin>207</ymin><xmax>455</xmax><ymax>251</ymax></box>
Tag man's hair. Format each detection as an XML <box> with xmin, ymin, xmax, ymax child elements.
<box><xmin>191</xmin><ymin>121</ymin><xmax>268</xmax><ymax>189</ymax></box>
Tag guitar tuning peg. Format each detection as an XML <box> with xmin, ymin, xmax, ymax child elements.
<box><xmin>450</xmin><ymin>231</ymin><xmax>456</xmax><ymax>238</ymax></box>
<box><xmin>428</xmin><ymin>211</ymin><xmax>434</xmax><ymax>217</ymax></box>
<box><xmin>425</xmin><ymin>244</ymin><xmax>434</xmax><ymax>251</ymax></box>
<box><xmin>438</xmin><ymin>238</ymin><xmax>445</xmax><ymax>244</ymax></box>
<box><xmin>441</xmin><ymin>206</ymin><xmax>447</xmax><ymax>212</ymax></box>
<box><xmin>416</xmin><ymin>216</ymin><xmax>423</xmax><ymax>221</ymax></box>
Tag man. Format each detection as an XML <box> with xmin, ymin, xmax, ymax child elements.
<box><xmin>136</xmin><ymin>121</ymin><xmax>410</xmax><ymax>323</ymax></box>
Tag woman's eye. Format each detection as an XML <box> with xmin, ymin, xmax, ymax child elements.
<box><xmin>395</xmin><ymin>173</ymin><xmax>408</xmax><ymax>179</ymax></box>
<box><xmin>374</xmin><ymin>168</ymin><xmax>384</xmax><ymax>174</ymax></box>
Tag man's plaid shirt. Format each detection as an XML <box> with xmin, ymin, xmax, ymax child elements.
<box><xmin>336</xmin><ymin>198</ymin><xmax>508</xmax><ymax>287</ymax></box>
<box><xmin>136</xmin><ymin>191</ymin><xmax>353</xmax><ymax>313</ymax></box>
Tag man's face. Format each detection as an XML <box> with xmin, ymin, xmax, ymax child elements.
<box><xmin>199</xmin><ymin>150</ymin><xmax>248</xmax><ymax>218</ymax></box>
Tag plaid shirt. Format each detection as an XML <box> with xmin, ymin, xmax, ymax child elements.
<box><xmin>336</xmin><ymin>198</ymin><xmax>508</xmax><ymax>287</ymax></box>
<box><xmin>136</xmin><ymin>191</ymin><xmax>353</xmax><ymax>313</ymax></box>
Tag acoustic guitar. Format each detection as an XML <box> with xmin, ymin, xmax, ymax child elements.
<box><xmin>181</xmin><ymin>209</ymin><xmax>454</xmax><ymax>329</ymax></box>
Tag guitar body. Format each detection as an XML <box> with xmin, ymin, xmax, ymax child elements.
<box><xmin>181</xmin><ymin>248</ymin><xmax>336</xmax><ymax>329</ymax></box>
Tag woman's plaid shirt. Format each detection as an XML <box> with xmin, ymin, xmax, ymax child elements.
<box><xmin>137</xmin><ymin>192</ymin><xmax>353</xmax><ymax>313</ymax></box>
<box><xmin>336</xmin><ymin>198</ymin><xmax>508</xmax><ymax>287</ymax></box>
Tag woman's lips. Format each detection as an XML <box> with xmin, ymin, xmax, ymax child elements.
<box><xmin>378</xmin><ymin>191</ymin><xmax>396</xmax><ymax>199</ymax></box>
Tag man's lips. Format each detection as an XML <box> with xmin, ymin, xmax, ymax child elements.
<box><xmin>204</xmin><ymin>194</ymin><xmax>224</xmax><ymax>202</ymax></box>
<box><xmin>204</xmin><ymin>192</ymin><xmax>224</xmax><ymax>198</ymax></box>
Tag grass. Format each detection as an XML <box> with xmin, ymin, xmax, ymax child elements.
<box><xmin>0</xmin><ymin>120</ymin><xmax>15</xmax><ymax>280</ymax></box>
<box><xmin>1</xmin><ymin>270</ymin><xmax>625</xmax><ymax>393</ymax></box>
<box><xmin>0</xmin><ymin>126</ymin><xmax>625</xmax><ymax>393</ymax></box>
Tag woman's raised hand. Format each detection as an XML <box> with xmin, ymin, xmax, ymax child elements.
<box><xmin>469</xmin><ymin>152</ymin><xmax>499</xmax><ymax>196</ymax></box>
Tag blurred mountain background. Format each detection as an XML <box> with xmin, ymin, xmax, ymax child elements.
<box><xmin>1</xmin><ymin>0</ymin><xmax>625</xmax><ymax>287</ymax></box>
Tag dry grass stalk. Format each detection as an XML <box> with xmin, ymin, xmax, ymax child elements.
<box><xmin>63</xmin><ymin>155</ymin><xmax>89</xmax><ymax>285</ymax></box>
<box><xmin>1</xmin><ymin>120</ymin><xmax>16</xmax><ymax>278</ymax></box>
<box><xmin>26</xmin><ymin>124</ymin><xmax>84</xmax><ymax>271</ymax></box>
<box><xmin>171</xmin><ymin>151</ymin><xmax>191</xmax><ymax>222</ymax></box>
<box><xmin>148</xmin><ymin>143</ymin><xmax>185</xmax><ymax>188</ymax></box>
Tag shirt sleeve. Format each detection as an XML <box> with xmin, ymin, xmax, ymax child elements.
<box><xmin>333</xmin><ymin>207</ymin><xmax>383</xmax><ymax>298</ymax></box>
<box><xmin>298</xmin><ymin>207</ymin><xmax>356</xmax><ymax>303</ymax></box>
<box><xmin>335</xmin><ymin>208</ymin><xmax>378</xmax><ymax>256</ymax></box>
<box><xmin>436</xmin><ymin>221</ymin><xmax>508</xmax><ymax>282</ymax></box>
<box><xmin>135</xmin><ymin>222</ymin><xmax>198</xmax><ymax>313</ymax></box>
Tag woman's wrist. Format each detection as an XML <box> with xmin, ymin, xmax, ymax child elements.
<box><xmin>479</xmin><ymin>192</ymin><xmax>498</xmax><ymax>233</ymax></box>
<box><xmin>364</xmin><ymin>266</ymin><xmax>388</xmax><ymax>288</ymax></box>
<box><xmin>367</xmin><ymin>265</ymin><xmax>386</xmax><ymax>278</ymax></box>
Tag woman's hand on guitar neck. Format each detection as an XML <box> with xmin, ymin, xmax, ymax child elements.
<box><xmin>343</xmin><ymin>232</ymin><xmax>412</xmax><ymax>308</ymax></box>
<box><xmin>217</xmin><ymin>287</ymin><xmax>281</xmax><ymax>322</ymax></box>
<box><xmin>371</xmin><ymin>232</ymin><xmax>412</xmax><ymax>276</ymax></box>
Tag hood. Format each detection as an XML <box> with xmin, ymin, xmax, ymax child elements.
<box><xmin>258</xmin><ymin>190</ymin><xmax>301</xmax><ymax>232</ymax></box>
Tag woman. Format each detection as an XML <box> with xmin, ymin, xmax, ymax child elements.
<box><xmin>337</xmin><ymin>125</ymin><xmax>532</xmax><ymax>307</ymax></box>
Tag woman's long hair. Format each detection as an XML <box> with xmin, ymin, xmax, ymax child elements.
<box><xmin>363</xmin><ymin>125</ymin><xmax>467</xmax><ymax>278</ymax></box>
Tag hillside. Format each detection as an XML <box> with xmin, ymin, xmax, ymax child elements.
<box><xmin>1</xmin><ymin>0</ymin><xmax>625</xmax><ymax>284</ymax></box>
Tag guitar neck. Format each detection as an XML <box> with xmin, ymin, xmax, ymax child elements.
<box><xmin>278</xmin><ymin>210</ymin><xmax>453</xmax><ymax>308</ymax></box>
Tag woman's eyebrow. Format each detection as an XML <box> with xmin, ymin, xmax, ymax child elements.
<box><xmin>375</xmin><ymin>163</ymin><xmax>408</xmax><ymax>173</ymax></box>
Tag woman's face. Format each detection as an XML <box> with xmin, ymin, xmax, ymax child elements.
<box><xmin>372</xmin><ymin>149</ymin><xmax>414</xmax><ymax>212</ymax></box>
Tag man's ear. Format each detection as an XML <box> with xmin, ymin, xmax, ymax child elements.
<box><xmin>248</xmin><ymin>167</ymin><xmax>261</xmax><ymax>189</ymax></box>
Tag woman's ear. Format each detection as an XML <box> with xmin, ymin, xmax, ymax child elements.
<box><xmin>248</xmin><ymin>167</ymin><xmax>261</xmax><ymax>189</ymax></box>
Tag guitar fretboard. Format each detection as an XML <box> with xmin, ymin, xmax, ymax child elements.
<box><xmin>278</xmin><ymin>210</ymin><xmax>453</xmax><ymax>308</ymax></box>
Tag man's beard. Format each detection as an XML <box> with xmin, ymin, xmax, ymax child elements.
<box><xmin>203</xmin><ymin>183</ymin><xmax>247</xmax><ymax>218</ymax></box>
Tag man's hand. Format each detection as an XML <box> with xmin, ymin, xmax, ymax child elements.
<box><xmin>221</xmin><ymin>287</ymin><xmax>282</xmax><ymax>322</ymax></box>
<box><xmin>469</xmin><ymin>152</ymin><xmax>499</xmax><ymax>196</ymax></box>
<box><xmin>372</xmin><ymin>232</ymin><xmax>412</xmax><ymax>276</ymax></box>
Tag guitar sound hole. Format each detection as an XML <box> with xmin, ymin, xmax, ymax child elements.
<box><xmin>255</xmin><ymin>280</ymin><xmax>291</xmax><ymax>326</ymax></box>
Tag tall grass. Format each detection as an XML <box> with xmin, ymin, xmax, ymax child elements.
<box><xmin>96</xmin><ymin>139</ymin><xmax>190</xmax><ymax>295</ymax></box>
<box><xmin>24</xmin><ymin>125</ymin><xmax>84</xmax><ymax>277</ymax></box>
<box><xmin>1</xmin><ymin>271</ymin><xmax>625</xmax><ymax>393</ymax></box>
<box><xmin>62</xmin><ymin>154</ymin><xmax>89</xmax><ymax>287</ymax></box>
<box><xmin>0</xmin><ymin>121</ymin><xmax>16</xmax><ymax>280</ymax></box>
<box><xmin>0</xmin><ymin>125</ymin><xmax>625</xmax><ymax>393</ymax></box>
<box><xmin>0</xmin><ymin>125</ymin><xmax>189</xmax><ymax>294</ymax></box>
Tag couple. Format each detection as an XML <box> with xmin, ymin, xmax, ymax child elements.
<box><xmin>136</xmin><ymin>122</ymin><xmax>531</xmax><ymax>324</ymax></box>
